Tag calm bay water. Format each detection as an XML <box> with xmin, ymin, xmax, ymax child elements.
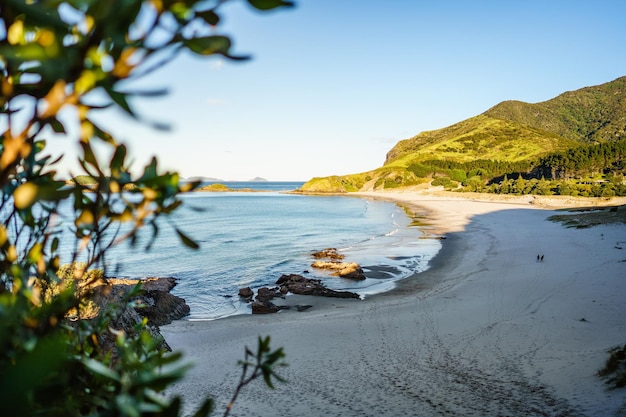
<box><xmin>83</xmin><ymin>182</ymin><xmax>441</xmax><ymax>319</ymax></box>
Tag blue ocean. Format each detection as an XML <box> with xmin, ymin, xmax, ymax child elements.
<box><xmin>86</xmin><ymin>182</ymin><xmax>441</xmax><ymax>320</ymax></box>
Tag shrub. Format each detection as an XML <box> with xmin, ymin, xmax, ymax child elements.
<box><xmin>450</xmin><ymin>169</ymin><xmax>467</xmax><ymax>182</ymax></box>
<box><xmin>408</xmin><ymin>163</ymin><xmax>432</xmax><ymax>178</ymax></box>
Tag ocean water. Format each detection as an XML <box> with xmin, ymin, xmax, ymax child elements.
<box><xmin>68</xmin><ymin>182</ymin><xmax>442</xmax><ymax>320</ymax></box>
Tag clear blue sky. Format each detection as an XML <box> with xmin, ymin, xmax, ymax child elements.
<box><xmin>49</xmin><ymin>0</ymin><xmax>626</xmax><ymax>181</ymax></box>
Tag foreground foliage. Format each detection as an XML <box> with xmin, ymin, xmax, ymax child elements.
<box><xmin>1</xmin><ymin>0</ymin><xmax>291</xmax><ymax>415</ymax></box>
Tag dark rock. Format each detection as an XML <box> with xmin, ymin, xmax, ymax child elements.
<box><xmin>138</xmin><ymin>276</ymin><xmax>177</xmax><ymax>292</ymax></box>
<box><xmin>275</xmin><ymin>274</ymin><xmax>360</xmax><ymax>299</ymax></box>
<box><xmin>138</xmin><ymin>290</ymin><xmax>190</xmax><ymax>326</ymax></box>
<box><xmin>112</xmin><ymin>303</ymin><xmax>171</xmax><ymax>351</ymax></box>
<box><xmin>246</xmin><ymin>273</ymin><xmax>361</xmax><ymax>314</ymax></box>
<box><xmin>104</xmin><ymin>277</ymin><xmax>190</xmax><ymax>326</ymax></box>
<box><xmin>238</xmin><ymin>287</ymin><xmax>254</xmax><ymax>301</ymax></box>
<box><xmin>256</xmin><ymin>286</ymin><xmax>283</xmax><ymax>303</ymax></box>
<box><xmin>311</xmin><ymin>248</ymin><xmax>345</xmax><ymax>260</ymax></box>
<box><xmin>89</xmin><ymin>277</ymin><xmax>190</xmax><ymax>352</ymax></box>
<box><xmin>251</xmin><ymin>301</ymin><xmax>282</xmax><ymax>314</ymax></box>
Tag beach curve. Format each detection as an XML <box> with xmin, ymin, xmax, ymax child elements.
<box><xmin>161</xmin><ymin>190</ymin><xmax>626</xmax><ymax>416</ymax></box>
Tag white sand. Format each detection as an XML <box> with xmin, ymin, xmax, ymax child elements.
<box><xmin>162</xmin><ymin>191</ymin><xmax>626</xmax><ymax>417</ymax></box>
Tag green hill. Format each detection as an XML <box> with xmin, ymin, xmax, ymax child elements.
<box><xmin>300</xmin><ymin>76</ymin><xmax>626</xmax><ymax>194</ymax></box>
<box><xmin>383</xmin><ymin>114</ymin><xmax>578</xmax><ymax>166</ymax></box>
<box><xmin>484</xmin><ymin>76</ymin><xmax>626</xmax><ymax>143</ymax></box>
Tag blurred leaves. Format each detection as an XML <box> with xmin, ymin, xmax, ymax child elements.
<box><xmin>247</xmin><ymin>0</ymin><xmax>295</xmax><ymax>11</ymax></box>
<box><xmin>184</xmin><ymin>36</ymin><xmax>249</xmax><ymax>60</ymax></box>
<box><xmin>225</xmin><ymin>336</ymin><xmax>286</xmax><ymax>416</ymax></box>
<box><xmin>1</xmin><ymin>0</ymin><xmax>293</xmax><ymax>415</ymax></box>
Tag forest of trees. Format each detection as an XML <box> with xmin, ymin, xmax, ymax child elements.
<box><xmin>535</xmin><ymin>140</ymin><xmax>626</xmax><ymax>179</ymax></box>
<box><xmin>407</xmin><ymin>139</ymin><xmax>626</xmax><ymax>196</ymax></box>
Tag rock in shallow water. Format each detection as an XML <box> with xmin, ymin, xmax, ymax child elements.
<box><xmin>238</xmin><ymin>286</ymin><xmax>254</xmax><ymax>302</ymax></box>
<box><xmin>240</xmin><ymin>274</ymin><xmax>360</xmax><ymax>314</ymax></box>
<box><xmin>310</xmin><ymin>261</ymin><xmax>366</xmax><ymax>280</ymax></box>
<box><xmin>275</xmin><ymin>274</ymin><xmax>361</xmax><ymax>298</ymax></box>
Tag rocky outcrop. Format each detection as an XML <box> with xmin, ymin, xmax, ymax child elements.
<box><xmin>240</xmin><ymin>274</ymin><xmax>360</xmax><ymax>314</ymax></box>
<box><xmin>310</xmin><ymin>248</ymin><xmax>366</xmax><ymax>280</ymax></box>
<box><xmin>311</xmin><ymin>248</ymin><xmax>345</xmax><ymax>260</ymax></box>
<box><xmin>276</xmin><ymin>274</ymin><xmax>361</xmax><ymax>298</ymax></box>
<box><xmin>251</xmin><ymin>301</ymin><xmax>282</xmax><ymax>314</ymax></box>
<box><xmin>238</xmin><ymin>287</ymin><xmax>254</xmax><ymax>302</ymax></box>
<box><xmin>238</xmin><ymin>247</ymin><xmax>365</xmax><ymax>314</ymax></box>
<box><xmin>310</xmin><ymin>261</ymin><xmax>366</xmax><ymax>280</ymax></box>
<box><xmin>138</xmin><ymin>288</ymin><xmax>190</xmax><ymax>326</ymax></box>
<box><xmin>90</xmin><ymin>277</ymin><xmax>190</xmax><ymax>352</ymax></box>
<box><xmin>105</xmin><ymin>277</ymin><xmax>190</xmax><ymax>326</ymax></box>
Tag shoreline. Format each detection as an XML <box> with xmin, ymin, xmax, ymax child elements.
<box><xmin>355</xmin><ymin>190</ymin><xmax>626</xmax><ymax>299</ymax></box>
<box><xmin>162</xmin><ymin>191</ymin><xmax>626</xmax><ymax>416</ymax></box>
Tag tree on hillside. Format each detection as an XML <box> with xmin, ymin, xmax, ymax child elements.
<box><xmin>0</xmin><ymin>0</ymin><xmax>290</xmax><ymax>415</ymax></box>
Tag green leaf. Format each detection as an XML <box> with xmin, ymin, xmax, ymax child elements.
<box><xmin>80</xmin><ymin>141</ymin><xmax>102</xmax><ymax>172</ymax></box>
<box><xmin>161</xmin><ymin>199</ymin><xmax>182</xmax><ymax>214</ymax></box>
<box><xmin>110</xmin><ymin>144</ymin><xmax>127</xmax><ymax>172</ymax></box>
<box><xmin>6</xmin><ymin>1</ymin><xmax>68</xmax><ymax>31</ymax></box>
<box><xmin>259</xmin><ymin>335</ymin><xmax>270</xmax><ymax>352</ymax></box>
<box><xmin>195</xmin><ymin>9</ymin><xmax>220</xmax><ymax>26</ymax></box>
<box><xmin>175</xmin><ymin>228</ymin><xmax>199</xmax><ymax>249</ymax></box>
<box><xmin>146</xmin><ymin>222</ymin><xmax>160</xmax><ymax>250</ymax></box>
<box><xmin>123</xmin><ymin>88</ymin><xmax>169</xmax><ymax>98</ymax></box>
<box><xmin>140</xmin><ymin>157</ymin><xmax>159</xmax><ymax>182</ymax></box>
<box><xmin>191</xmin><ymin>398</ymin><xmax>215</xmax><ymax>417</ymax></box>
<box><xmin>115</xmin><ymin>393</ymin><xmax>140</xmax><ymax>417</ymax></box>
<box><xmin>183</xmin><ymin>36</ymin><xmax>250</xmax><ymax>60</ymax></box>
<box><xmin>184</xmin><ymin>36</ymin><xmax>231</xmax><ymax>56</ymax></box>
<box><xmin>0</xmin><ymin>335</ymin><xmax>67</xmax><ymax>416</ymax></box>
<box><xmin>48</xmin><ymin>118</ymin><xmax>66</xmax><ymax>133</ymax></box>
<box><xmin>106</xmin><ymin>89</ymin><xmax>136</xmax><ymax>118</ymax></box>
<box><xmin>247</xmin><ymin>0</ymin><xmax>295</xmax><ymax>11</ymax></box>
<box><xmin>147</xmin><ymin>119</ymin><xmax>172</xmax><ymax>131</ymax></box>
<box><xmin>0</xmin><ymin>44</ymin><xmax>50</xmax><ymax>61</ymax></box>
<box><xmin>82</xmin><ymin>358</ymin><xmax>121</xmax><ymax>382</ymax></box>
<box><xmin>262</xmin><ymin>367</ymin><xmax>275</xmax><ymax>389</ymax></box>
<box><xmin>34</xmin><ymin>140</ymin><xmax>47</xmax><ymax>153</ymax></box>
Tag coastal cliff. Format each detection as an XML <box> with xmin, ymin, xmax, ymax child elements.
<box><xmin>89</xmin><ymin>277</ymin><xmax>190</xmax><ymax>352</ymax></box>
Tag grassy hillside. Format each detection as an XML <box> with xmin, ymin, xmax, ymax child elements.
<box><xmin>384</xmin><ymin>115</ymin><xmax>578</xmax><ymax>166</ymax></box>
<box><xmin>484</xmin><ymin>76</ymin><xmax>626</xmax><ymax>143</ymax></box>
<box><xmin>300</xmin><ymin>76</ymin><xmax>626</xmax><ymax>194</ymax></box>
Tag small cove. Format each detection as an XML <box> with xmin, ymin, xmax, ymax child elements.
<box><xmin>60</xmin><ymin>182</ymin><xmax>442</xmax><ymax>320</ymax></box>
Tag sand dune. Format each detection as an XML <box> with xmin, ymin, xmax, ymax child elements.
<box><xmin>162</xmin><ymin>191</ymin><xmax>626</xmax><ymax>416</ymax></box>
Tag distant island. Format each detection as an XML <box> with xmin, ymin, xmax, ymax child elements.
<box><xmin>249</xmin><ymin>177</ymin><xmax>268</xmax><ymax>182</ymax></box>
<box><xmin>196</xmin><ymin>183</ymin><xmax>265</xmax><ymax>192</ymax></box>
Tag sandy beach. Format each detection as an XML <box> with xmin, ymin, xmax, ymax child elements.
<box><xmin>162</xmin><ymin>191</ymin><xmax>626</xmax><ymax>416</ymax></box>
